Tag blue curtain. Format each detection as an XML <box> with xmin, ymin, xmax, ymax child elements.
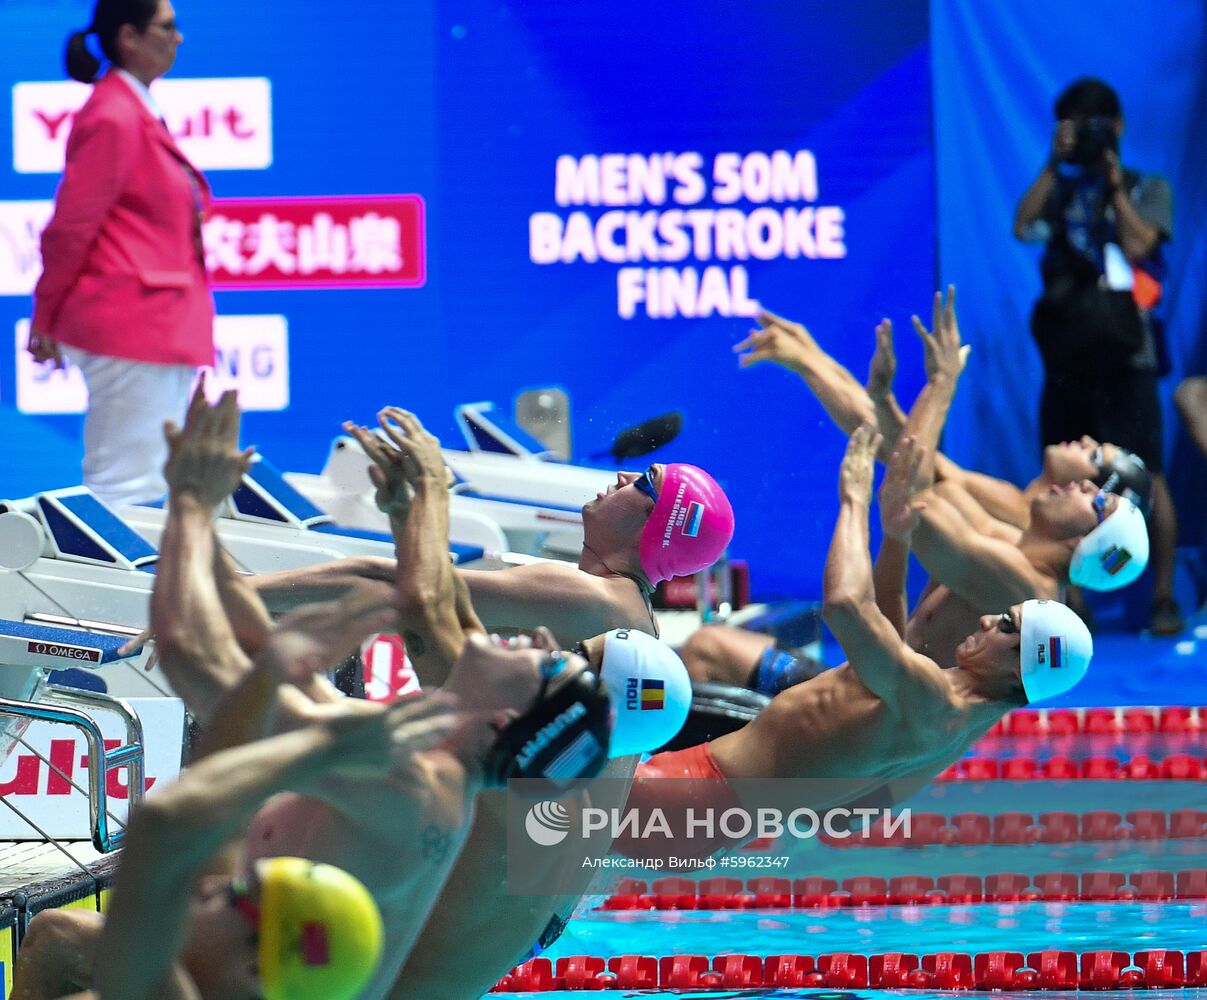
<box><xmin>932</xmin><ymin>0</ymin><xmax>1207</xmax><ymax>556</ymax></box>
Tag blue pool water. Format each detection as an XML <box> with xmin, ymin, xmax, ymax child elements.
<box><xmin>523</xmin><ymin>754</ymin><xmax>1207</xmax><ymax>997</ymax></box>
<box><xmin>549</xmin><ymin>902</ymin><xmax>1207</xmax><ymax>958</ymax></box>
<box><xmin>522</xmin><ymin>904</ymin><xmax>1206</xmax><ymax>999</ymax></box>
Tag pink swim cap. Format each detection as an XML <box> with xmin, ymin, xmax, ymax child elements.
<box><xmin>638</xmin><ymin>464</ymin><xmax>734</xmax><ymax>585</ymax></box>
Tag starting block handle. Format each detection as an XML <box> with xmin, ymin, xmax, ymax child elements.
<box><xmin>0</xmin><ymin>688</ymin><xmax>146</xmax><ymax>853</ymax></box>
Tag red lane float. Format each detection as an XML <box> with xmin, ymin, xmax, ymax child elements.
<box><xmin>982</xmin><ymin>706</ymin><xmax>1205</xmax><ymax>738</ymax></box>
<box><xmin>599</xmin><ymin>868</ymin><xmax>1207</xmax><ymax>910</ymax></box>
<box><xmin>492</xmin><ymin>949</ymin><xmax>1207</xmax><ymax>991</ymax></box>
<box><xmin>819</xmin><ymin>807</ymin><xmax>1206</xmax><ymax>846</ymax></box>
<box><xmin>937</xmin><ymin>752</ymin><xmax>1207</xmax><ymax>781</ymax></box>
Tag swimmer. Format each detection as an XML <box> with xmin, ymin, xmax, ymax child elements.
<box><xmin>681</xmin><ymin>288</ymin><xmax>1146</xmax><ymax>691</ymax></box>
<box><xmin>342</xmin><ymin>407</ymin><xmax>696</xmax><ymax>1000</ymax></box>
<box><xmin>134</xmin><ymin>388</ymin><xmax>690</xmax><ymax>1000</ymax></box>
<box><xmin>619</xmin><ymin>423</ymin><xmax>1094</xmax><ymax>861</ymax></box>
<box><xmin>12</xmin><ymin>672</ymin><xmax>453</xmax><ymax>1000</ymax></box>
<box><xmin>249</xmin><ymin>411</ymin><xmax>735</xmax><ymax>648</ymax></box>
<box><xmin>736</xmin><ymin>289</ymin><xmax>1174</xmax><ymax>633</ymax></box>
<box><xmin>740</xmin><ymin>291</ymin><xmax>1152</xmax><ymax>524</ymax></box>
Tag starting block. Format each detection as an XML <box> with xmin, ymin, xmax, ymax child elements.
<box><xmin>122</xmin><ymin>454</ymin><xmax>486</xmax><ymax>574</ymax></box>
<box><xmin>0</xmin><ymin>489</ymin><xmax>166</xmax><ymax>851</ymax></box>
<box><xmin>0</xmin><ymin>617</ymin><xmax>147</xmax><ymax>852</ymax></box>
<box><xmin>286</xmin><ymin>402</ymin><xmax>618</xmax><ymax>559</ymax></box>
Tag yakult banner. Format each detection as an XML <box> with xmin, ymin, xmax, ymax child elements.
<box><xmin>12</xmin><ymin>77</ymin><xmax>273</xmax><ymax>173</ymax></box>
<box><xmin>0</xmin><ymin>696</ymin><xmax>185</xmax><ymax>839</ymax></box>
<box><xmin>0</xmin><ymin>200</ymin><xmax>55</xmax><ymax>296</ymax></box>
<box><xmin>15</xmin><ymin>315</ymin><xmax>291</xmax><ymax>414</ymax></box>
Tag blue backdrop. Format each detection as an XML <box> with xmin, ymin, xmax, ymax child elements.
<box><xmin>932</xmin><ymin>0</ymin><xmax>1207</xmax><ymax>559</ymax></box>
<box><xmin>0</xmin><ymin>0</ymin><xmax>935</xmax><ymax>599</ymax></box>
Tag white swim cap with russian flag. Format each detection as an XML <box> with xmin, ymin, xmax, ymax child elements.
<box><xmin>599</xmin><ymin>629</ymin><xmax>691</xmax><ymax>756</ymax></box>
<box><xmin>1019</xmin><ymin>599</ymin><xmax>1093</xmax><ymax>703</ymax></box>
<box><xmin>1070</xmin><ymin>496</ymin><xmax>1148</xmax><ymax>591</ymax></box>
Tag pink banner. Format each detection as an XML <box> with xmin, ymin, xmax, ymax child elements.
<box><xmin>204</xmin><ymin>194</ymin><xmax>426</xmax><ymax>289</ymax></box>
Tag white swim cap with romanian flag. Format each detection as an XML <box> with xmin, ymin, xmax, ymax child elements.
<box><xmin>599</xmin><ymin>629</ymin><xmax>691</xmax><ymax>757</ymax></box>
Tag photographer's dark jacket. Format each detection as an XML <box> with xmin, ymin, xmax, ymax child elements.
<box><xmin>1023</xmin><ymin>166</ymin><xmax>1172</xmax><ymax>374</ymax></box>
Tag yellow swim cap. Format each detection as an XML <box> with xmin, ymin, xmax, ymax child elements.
<box><xmin>256</xmin><ymin>857</ymin><xmax>384</xmax><ymax>1000</ymax></box>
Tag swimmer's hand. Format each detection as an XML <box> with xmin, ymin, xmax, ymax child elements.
<box><xmin>839</xmin><ymin>423</ymin><xmax>881</xmax><ymax>505</ymax></box>
<box><xmin>116</xmin><ymin>627</ymin><xmax>164</xmax><ymax>673</ymax></box>
<box><xmin>344</xmin><ymin>420</ymin><xmax>415</xmax><ymax>519</ymax></box>
<box><xmin>376</xmin><ymin>407</ymin><xmax>451</xmax><ymax>491</ymax></box>
<box><xmin>911</xmin><ymin>285</ymin><xmax>969</xmax><ymax>384</ymax></box>
<box><xmin>325</xmin><ymin>692</ymin><xmax>460</xmax><ymax>780</ymax></box>
<box><xmin>164</xmin><ymin>375</ymin><xmax>256</xmax><ymax>508</ymax></box>
<box><xmin>866</xmin><ymin>318</ymin><xmax>897</xmax><ymax>402</ymax></box>
<box><xmin>254</xmin><ymin>580</ymin><xmax>399</xmax><ymax>684</ymax></box>
<box><xmin>734</xmin><ymin>308</ymin><xmax>820</xmax><ymax>372</ymax></box>
<box><xmin>879</xmin><ymin>434</ymin><xmax>928</xmax><ymax>541</ymax></box>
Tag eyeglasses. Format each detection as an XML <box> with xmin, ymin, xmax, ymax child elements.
<box><xmin>997</xmin><ymin>612</ymin><xmax>1018</xmax><ymax>635</ymax></box>
<box><xmin>228</xmin><ymin>879</ymin><xmax>260</xmax><ymax>940</ymax></box>
<box><xmin>146</xmin><ymin>18</ymin><xmax>180</xmax><ymax>34</ymax></box>
<box><xmin>632</xmin><ymin>467</ymin><xmax>659</xmax><ymax>503</ymax></box>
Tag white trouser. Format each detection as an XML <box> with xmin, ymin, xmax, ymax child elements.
<box><xmin>64</xmin><ymin>347</ymin><xmax>196</xmax><ymax>509</ymax></box>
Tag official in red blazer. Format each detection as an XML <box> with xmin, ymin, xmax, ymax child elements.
<box><xmin>30</xmin><ymin>0</ymin><xmax>214</xmax><ymax>509</ymax></box>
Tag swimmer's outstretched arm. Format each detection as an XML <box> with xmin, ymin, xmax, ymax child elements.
<box><xmin>248</xmin><ymin>555</ymin><xmax>398</xmax><ymax>612</ymax></box>
<box><xmin>869</xmin><ymin>305</ymin><xmax>1029</xmax><ymax>527</ymax></box>
<box><xmin>898</xmin><ymin>287</ymin><xmax>966</xmax><ymax>489</ymax></box>
<box><xmin>874</xmin><ymin>436</ymin><xmax>928</xmax><ymax>638</ymax></box>
<box><xmin>912</xmin><ymin>490</ymin><xmax>1052</xmax><ymax>608</ymax></box>
<box><xmin>737</xmin><ymin>299</ymin><xmax>1028</xmax><ymax>525</ymax></box>
<box><xmin>872</xmin><ymin>534</ymin><xmax>911</xmax><ymax>639</ymax></box>
<box><xmin>152</xmin><ymin>382</ymin><xmax>256</xmax><ymax>723</ymax></box>
<box><xmin>864</xmin><ymin>290</ymin><xmax>966</xmax><ymax>633</ymax></box>
<box><xmin>95</xmin><ymin>701</ymin><xmax>455</xmax><ymax>1000</ymax></box>
<box><xmin>210</xmin><ymin>543</ymin><xmax>273</xmax><ymax>657</ymax></box>
<box><xmin>735</xmin><ymin>309</ymin><xmax>890</xmax><ymax>457</ymax></box>
<box><xmin>822</xmin><ymin>426</ymin><xmax>949</xmax><ymax>705</ymax></box>
<box><xmin>934</xmin><ymin>479</ymin><xmax>1023</xmax><ymax>542</ymax></box>
<box><xmin>883</xmin><ymin>286</ymin><xmax>1037</xmax><ymax>606</ymax></box>
<box><xmin>346</xmin><ymin>409</ymin><xmax>469</xmax><ymax>685</ymax></box>
<box><xmin>458</xmin><ymin>561</ymin><xmax>639</xmax><ymax>644</ymax></box>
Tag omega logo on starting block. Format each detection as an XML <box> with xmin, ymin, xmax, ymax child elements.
<box><xmin>25</xmin><ymin>640</ymin><xmax>102</xmax><ymax>663</ymax></box>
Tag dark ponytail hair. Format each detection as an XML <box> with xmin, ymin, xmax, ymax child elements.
<box><xmin>65</xmin><ymin>29</ymin><xmax>101</xmax><ymax>83</ymax></box>
<box><xmin>64</xmin><ymin>0</ymin><xmax>160</xmax><ymax>82</ymax></box>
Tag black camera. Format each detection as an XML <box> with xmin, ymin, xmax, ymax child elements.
<box><xmin>1068</xmin><ymin>115</ymin><xmax>1118</xmax><ymax>167</ymax></box>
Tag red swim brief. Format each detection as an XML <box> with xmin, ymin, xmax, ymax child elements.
<box><xmin>613</xmin><ymin>742</ymin><xmax>745</xmax><ymax>862</ymax></box>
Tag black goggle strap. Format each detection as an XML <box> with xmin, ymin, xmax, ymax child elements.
<box><xmin>497</xmin><ymin>652</ymin><xmax>568</xmax><ymax>779</ymax></box>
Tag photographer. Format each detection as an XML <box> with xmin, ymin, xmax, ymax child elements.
<box><xmin>1014</xmin><ymin>78</ymin><xmax>1182</xmax><ymax>636</ymax></box>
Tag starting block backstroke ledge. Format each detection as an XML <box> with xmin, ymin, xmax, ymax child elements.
<box><xmin>0</xmin><ymin>489</ymin><xmax>155</xmax><ymax>852</ymax></box>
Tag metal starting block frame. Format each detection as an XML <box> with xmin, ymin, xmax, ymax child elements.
<box><xmin>0</xmin><ymin>618</ymin><xmax>146</xmax><ymax>853</ymax></box>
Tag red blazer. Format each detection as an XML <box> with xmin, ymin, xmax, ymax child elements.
<box><xmin>33</xmin><ymin>71</ymin><xmax>215</xmax><ymax>367</ymax></box>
